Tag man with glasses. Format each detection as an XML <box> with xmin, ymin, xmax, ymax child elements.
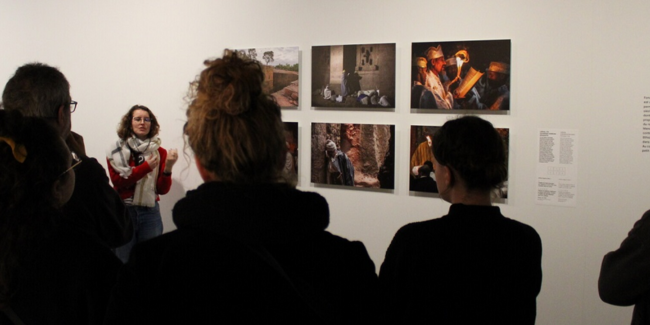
<box><xmin>1</xmin><ymin>63</ymin><xmax>132</xmax><ymax>250</ymax></box>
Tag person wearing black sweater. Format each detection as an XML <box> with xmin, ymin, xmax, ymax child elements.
<box><xmin>380</xmin><ymin>116</ymin><xmax>542</xmax><ymax>324</ymax></box>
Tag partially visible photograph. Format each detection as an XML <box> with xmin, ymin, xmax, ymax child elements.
<box><xmin>311</xmin><ymin>123</ymin><xmax>395</xmax><ymax>189</ymax></box>
<box><xmin>283</xmin><ymin>122</ymin><xmax>299</xmax><ymax>180</ymax></box>
<box><xmin>234</xmin><ymin>47</ymin><xmax>299</xmax><ymax>108</ymax></box>
<box><xmin>312</xmin><ymin>43</ymin><xmax>396</xmax><ymax>109</ymax></box>
<box><xmin>409</xmin><ymin>125</ymin><xmax>510</xmax><ymax>199</ymax></box>
<box><xmin>411</xmin><ymin>40</ymin><xmax>511</xmax><ymax>111</ymax></box>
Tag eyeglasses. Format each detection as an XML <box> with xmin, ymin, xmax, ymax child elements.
<box><xmin>59</xmin><ymin>158</ymin><xmax>82</xmax><ymax>178</ymax></box>
<box><xmin>70</xmin><ymin>101</ymin><xmax>78</xmax><ymax>113</ymax></box>
<box><xmin>133</xmin><ymin>117</ymin><xmax>152</xmax><ymax>123</ymax></box>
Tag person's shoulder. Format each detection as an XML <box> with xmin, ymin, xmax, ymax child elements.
<box><xmin>317</xmin><ymin>231</ymin><xmax>365</xmax><ymax>249</ymax></box>
<box><xmin>499</xmin><ymin>216</ymin><xmax>542</xmax><ymax>247</ymax></box>
<box><xmin>76</xmin><ymin>155</ymin><xmax>108</xmax><ymax>175</ymax></box>
<box><xmin>293</xmin><ymin>187</ymin><xmax>328</xmax><ymax>206</ymax></box>
<box><xmin>389</xmin><ymin>218</ymin><xmax>446</xmax><ymax>245</ymax></box>
<box><xmin>636</xmin><ymin>209</ymin><xmax>650</xmax><ymax>226</ymax></box>
<box><xmin>501</xmin><ymin>216</ymin><xmax>540</xmax><ymax>235</ymax></box>
<box><xmin>79</xmin><ymin>155</ymin><xmax>103</xmax><ymax>165</ymax></box>
<box><xmin>309</xmin><ymin>231</ymin><xmax>377</xmax><ymax>277</ymax></box>
<box><xmin>399</xmin><ymin>217</ymin><xmax>445</xmax><ymax>234</ymax></box>
<box><xmin>300</xmin><ymin>229</ymin><xmax>372</xmax><ymax>262</ymax></box>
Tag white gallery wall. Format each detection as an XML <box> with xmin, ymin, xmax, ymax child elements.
<box><xmin>2</xmin><ymin>0</ymin><xmax>648</xmax><ymax>323</ymax></box>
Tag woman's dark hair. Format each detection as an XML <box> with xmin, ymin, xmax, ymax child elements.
<box><xmin>432</xmin><ymin>115</ymin><xmax>507</xmax><ymax>191</ymax></box>
<box><xmin>116</xmin><ymin>105</ymin><xmax>160</xmax><ymax>140</ymax></box>
<box><xmin>184</xmin><ymin>49</ymin><xmax>288</xmax><ymax>184</ymax></box>
<box><xmin>0</xmin><ymin>110</ymin><xmax>69</xmax><ymax>301</ymax></box>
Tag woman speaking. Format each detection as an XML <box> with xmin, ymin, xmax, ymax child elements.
<box><xmin>106</xmin><ymin>105</ymin><xmax>177</xmax><ymax>263</ymax></box>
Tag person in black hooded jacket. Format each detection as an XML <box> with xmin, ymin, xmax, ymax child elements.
<box><xmin>104</xmin><ymin>49</ymin><xmax>379</xmax><ymax>325</ymax></box>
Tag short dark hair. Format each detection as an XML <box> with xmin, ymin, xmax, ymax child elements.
<box><xmin>116</xmin><ymin>105</ymin><xmax>160</xmax><ymax>140</ymax></box>
<box><xmin>432</xmin><ymin>116</ymin><xmax>507</xmax><ymax>191</ymax></box>
<box><xmin>2</xmin><ymin>63</ymin><xmax>70</xmax><ymax>118</ymax></box>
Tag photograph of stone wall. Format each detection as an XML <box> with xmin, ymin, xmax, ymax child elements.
<box><xmin>411</xmin><ymin>40</ymin><xmax>511</xmax><ymax>111</ymax></box>
<box><xmin>311</xmin><ymin>123</ymin><xmax>395</xmax><ymax>189</ymax></box>
<box><xmin>312</xmin><ymin>43</ymin><xmax>395</xmax><ymax>109</ymax></box>
<box><xmin>409</xmin><ymin>125</ymin><xmax>509</xmax><ymax>199</ymax></box>
<box><xmin>234</xmin><ymin>47</ymin><xmax>299</xmax><ymax>108</ymax></box>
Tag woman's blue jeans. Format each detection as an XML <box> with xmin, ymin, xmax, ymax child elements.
<box><xmin>115</xmin><ymin>202</ymin><xmax>163</xmax><ymax>263</ymax></box>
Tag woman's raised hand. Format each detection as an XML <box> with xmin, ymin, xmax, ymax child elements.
<box><xmin>164</xmin><ymin>149</ymin><xmax>178</xmax><ymax>173</ymax></box>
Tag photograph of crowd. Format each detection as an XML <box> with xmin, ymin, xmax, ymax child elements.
<box><xmin>234</xmin><ymin>47</ymin><xmax>299</xmax><ymax>108</ymax></box>
<box><xmin>409</xmin><ymin>124</ymin><xmax>509</xmax><ymax>199</ymax></box>
<box><xmin>411</xmin><ymin>40</ymin><xmax>511</xmax><ymax>111</ymax></box>
<box><xmin>311</xmin><ymin>123</ymin><xmax>395</xmax><ymax>189</ymax></box>
<box><xmin>312</xmin><ymin>43</ymin><xmax>396</xmax><ymax>109</ymax></box>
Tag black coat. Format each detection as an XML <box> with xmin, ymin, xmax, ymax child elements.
<box><xmin>599</xmin><ymin>209</ymin><xmax>650</xmax><ymax>324</ymax></box>
<box><xmin>1</xmin><ymin>216</ymin><xmax>122</xmax><ymax>325</ymax></box>
<box><xmin>105</xmin><ymin>182</ymin><xmax>379</xmax><ymax>324</ymax></box>
<box><xmin>63</xmin><ymin>155</ymin><xmax>131</xmax><ymax>248</ymax></box>
<box><xmin>380</xmin><ymin>204</ymin><xmax>542</xmax><ymax>324</ymax></box>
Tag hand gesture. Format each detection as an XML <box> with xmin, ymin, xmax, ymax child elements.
<box><xmin>146</xmin><ymin>153</ymin><xmax>160</xmax><ymax>170</ymax></box>
<box><xmin>164</xmin><ymin>149</ymin><xmax>178</xmax><ymax>173</ymax></box>
<box><xmin>66</xmin><ymin>131</ymin><xmax>86</xmax><ymax>157</ymax></box>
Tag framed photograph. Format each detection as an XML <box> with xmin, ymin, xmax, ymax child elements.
<box><xmin>234</xmin><ymin>47</ymin><xmax>299</xmax><ymax>108</ymax></box>
<box><xmin>409</xmin><ymin>125</ymin><xmax>509</xmax><ymax>200</ymax></box>
<box><xmin>311</xmin><ymin>43</ymin><xmax>396</xmax><ymax>109</ymax></box>
<box><xmin>411</xmin><ymin>40</ymin><xmax>511</xmax><ymax>112</ymax></box>
<box><xmin>311</xmin><ymin>123</ymin><xmax>395</xmax><ymax>189</ymax></box>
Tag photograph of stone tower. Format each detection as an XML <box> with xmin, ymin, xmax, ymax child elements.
<box><xmin>234</xmin><ymin>47</ymin><xmax>299</xmax><ymax>108</ymax></box>
<box><xmin>311</xmin><ymin>43</ymin><xmax>395</xmax><ymax>109</ymax></box>
<box><xmin>311</xmin><ymin>123</ymin><xmax>395</xmax><ymax>189</ymax></box>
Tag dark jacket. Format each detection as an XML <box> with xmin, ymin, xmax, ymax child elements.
<box><xmin>0</xmin><ymin>215</ymin><xmax>122</xmax><ymax>325</ymax></box>
<box><xmin>63</xmin><ymin>155</ymin><xmax>131</xmax><ymax>248</ymax></box>
<box><xmin>105</xmin><ymin>182</ymin><xmax>379</xmax><ymax>324</ymax></box>
<box><xmin>599</xmin><ymin>210</ymin><xmax>650</xmax><ymax>324</ymax></box>
<box><xmin>379</xmin><ymin>204</ymin><xmax>542</xmax><ymax>324</ymax></box>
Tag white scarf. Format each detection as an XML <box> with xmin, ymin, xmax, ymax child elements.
<box><xmin>107</xmin><ymin>135</ymin><xmax>161</xmax><ymax>207</ymax></box>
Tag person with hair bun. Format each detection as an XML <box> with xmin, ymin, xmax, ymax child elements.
<box><xmin>380</xmin><ymin>116</ymin><xmax>542</xmax><ymax>324</ymax></box>
<box><xmin>106</xmin><ymin>105</ymin><xmax>177</xmax><ymax>263</ymax></box>
<box><xmin>105</xmin><ymin>50</ymin><xmax>378</xmax><ymax>324</ymax></box>
<box><xmin>0</xmin><ymin>110</ymin><xmax>121</xmax><ymax>324</ymax></box>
